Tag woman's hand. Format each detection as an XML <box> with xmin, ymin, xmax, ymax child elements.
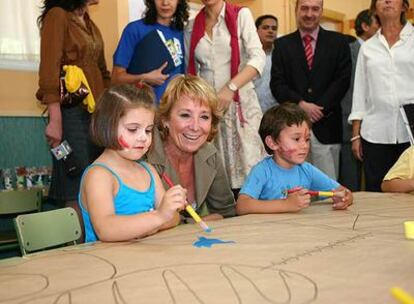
<box><xmin>352</xmin><ymin>138</ymin><xmax>363</xmax><ymax>161</ymax></box>
<box><xmin>217</xmin><ymin>86</ymin><xmax>234</xmax><ymax>112</ymax></box>
<box><xmin>45</xmin><ymin>103</ymin><xmax>62</xmax><ymax>148</ymax></box>
<box><xmin>142</xmin><ymin>62</ymin><xmax>169</xmax><ymax>86</ymax></box>
<box><xmin>157</xmin><ymin>185</ymin><xmax>187</xmax><ymax>222</ymax></box>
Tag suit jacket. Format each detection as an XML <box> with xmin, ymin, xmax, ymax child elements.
<box><xmin>270</xmin><ymin>27</ymin><xmax>351</xmax><ymax>144</ymax></box>
<box><xmin>341</xmin><ymin>40</ymin><xmax>361</xmax><ymax>141</ymax></box>
<box><xmin>146</xmin><ymin>130</ymin><xmax>235</xmax><ymax>219</ymax></box>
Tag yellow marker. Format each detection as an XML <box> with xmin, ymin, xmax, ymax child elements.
<box><xmin>391</xmin><ymin>287</ymin><xmax>414</xmax><ymax>304</ymax></box>
<box><xmin>288</xmin><ymin>189</ymin><xmax>345</xmax><ymax>198</ymax></box>
<box><xmin>404</xmin><ymin>221</ymin><xmax>414</xmax><ymax>240</ymax></box>
<box><xmin>185</xmin><ymin>205</ymin><xmax>211</xmax><ymax>233</ymax></box>
<box><xmin>317</xmin><ymin>191</ymin><xmax>335</xmax><ymax>197</ymax></box>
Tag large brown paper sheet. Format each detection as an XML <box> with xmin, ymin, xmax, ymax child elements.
<box><xmin>0</xmin><ymin>192</ymin><xmax>413</xmax><ymax>303</ymax></box>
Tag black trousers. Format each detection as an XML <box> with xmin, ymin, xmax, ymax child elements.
<box><xmin>361</xmin><ymin>138</ymin><xmax>409</xmax><ymax>192</ymax></box>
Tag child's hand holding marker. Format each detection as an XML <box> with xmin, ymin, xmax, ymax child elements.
<box><xmin>161</xmin><ymin>173</ymin><xmax>212</xmax><ymax>233</ymax></box>
<box><xmin>286</xmin><ymin>186</ymin><xmax>353</xmax><ymax>210</ymax></box>
<box><xmin>332</xmin><ymin>186</ymin><xmax>353</xmax><ymax>210</ymax></box>
<box><xmin>285</xmin><ymin>187</ymin><xmax>311</xmax><ymax>212</ymax></box>
<box><xmin>157</xmin><ymin>185</ymin><xmax>188</xmax><ymax>222</ymax></box>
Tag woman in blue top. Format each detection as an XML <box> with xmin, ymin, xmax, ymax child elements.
<box><xmin>79</xmin><ymin>84</ymin><xmax>187</xmax><ymax>242</ymax></box>
<box><xmin>112</xmin><ymin>0</ymin><xmax>189</xmax><ymax>104</ymax></box>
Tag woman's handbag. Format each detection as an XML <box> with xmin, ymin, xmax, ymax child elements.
<box><xmin>59</xmin><ymin>70</ymin><xmax>89</xmax><ymax>108</ymax></box>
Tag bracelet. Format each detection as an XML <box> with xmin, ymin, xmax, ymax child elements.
<box><xmin>350</xmin><ymin>135</ymin><xmax>361</xmax><ymax>142</ymax></box>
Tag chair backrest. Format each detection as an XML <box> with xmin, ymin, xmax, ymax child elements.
<box><xmin>0</xmin><ymin>189</ymin><xmax>42</xmax><ymax>215</ymax></box>
<box><xmin>14</xmin><ymin>207</ymin><xmax>82</xmax><ymax>256</ymax></box>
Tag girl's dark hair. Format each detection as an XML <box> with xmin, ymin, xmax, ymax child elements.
<box><xmin>144</xmin><ymin>0</ymin><xmax>189</xmax><ymax>31</ymax></box>
<box><xmin>38</xmin><ymin>0</ymin><xmax>88</xmax><ymax>28</ymax></box>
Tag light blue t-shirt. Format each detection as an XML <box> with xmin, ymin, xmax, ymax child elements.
<box><xmin>78</xmin><ymin>161</ymin><xmax>156</xmax><ymax>243</ymax></box>
<box><xmin>240</xmin><ymin>156</ymin><xmax>339</xmax><ymax>200</ymax></box>
<box><xmin>113</xmin><ymin>19</ymin><xmax>185</xmax><ymax>103</ymax></box>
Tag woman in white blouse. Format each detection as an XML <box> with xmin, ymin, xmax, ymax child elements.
<box><xmin>349</xmin><ymin>0</ymin><xmax>413</xmax><ymax>191</ymax></box>
<box><xmin>185</xmin><ymin>0</ymin><xmax>266</xmax><ymax>195</ymax></box>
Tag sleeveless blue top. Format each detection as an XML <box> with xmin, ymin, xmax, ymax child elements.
<box><xmin>78</xmin><ymin>161</ymin><xmax>156</xmax><ymax>242</ymax></box>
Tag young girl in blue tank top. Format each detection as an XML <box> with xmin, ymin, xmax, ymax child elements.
<box><xmin>79</xmin><ymin>84</ymin><xmax>187</xmax><ymax>242</ymax></box>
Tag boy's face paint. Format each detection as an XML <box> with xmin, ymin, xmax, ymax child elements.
<box><xmin>274</xmin><ymin>122</ymin><xmax>310</xmax><ymax>169</ymax></box>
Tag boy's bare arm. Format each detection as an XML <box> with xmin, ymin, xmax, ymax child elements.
<box><xmin>236</xmin><ymin>190</ymin><xmax>310</xmax><ymax>215</ymax></box>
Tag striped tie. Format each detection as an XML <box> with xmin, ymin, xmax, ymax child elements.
<box><xmin>303</xmin><ymin>34</ymin><xmax>314</xmax><ymax>70</ymax></box>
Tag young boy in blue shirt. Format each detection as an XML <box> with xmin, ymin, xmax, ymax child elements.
<box><xmin>236</xmin><ymin>103</ymin><xmax>353</xmax><ymax>214</ymax></box>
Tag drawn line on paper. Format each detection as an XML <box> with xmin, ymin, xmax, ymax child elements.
<box><xmin>112</xmin><ymin>281</ymin><xmax>127</xmax><ymax>304</ymax></box>
<box><xmin>52</xmin><ymin>291</ymin><xmax>71</xmax><ymax>304</ymax></box>
<box><xmin>162</xmin><ymin>269</ymin><xmax>205</xmax><ymax>304</ymax></box>
<box><xmin>352</xmin><ymin>214</ymin><xmax>360</xmax><ymax>230</ymax></box>
<box><xmin>264</xmin><ymin>233</ymin><xmax>371</xmax><ymax>268</ymax></box>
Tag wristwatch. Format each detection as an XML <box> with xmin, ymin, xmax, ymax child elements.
<box><xmin>227</xmin><ymin>81</ymin><xmax>238</xmax><ymax>92</ymax></box>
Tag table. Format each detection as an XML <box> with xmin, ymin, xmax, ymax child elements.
<box><xmin>1</xmin><ymin>192</ymin><xmax>413</xmax><ymax>303</ymax></box>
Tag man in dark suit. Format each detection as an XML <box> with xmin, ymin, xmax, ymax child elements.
<box><xmin>270</xmin><ymin>0</ymin><xmax>351</xmax><ymax>180</ymax></box>
<box><xmin>339</xmin><ymin>9</ymin><xmax>379</xmax><ymax>191</ymax></box>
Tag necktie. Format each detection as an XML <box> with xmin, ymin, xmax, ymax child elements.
<box><xmin>303</xmin><ymin>34</ymin><xmax>314</xmax><ymax>70</ymax></box>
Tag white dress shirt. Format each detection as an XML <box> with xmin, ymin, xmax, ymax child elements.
<box><xmin>184</xmin><ymin>4</ymin><xmax>266</xmax><ymax>188</ymax></box>
<box><xmin>184</xmin><ymin>5</ymin><xmax>265</xmax><ymax>92</ymax></box>
<box><xmin>349</xmin><ymin>22</ymin><xmax>414</xmax><ymax>144</ymax></box>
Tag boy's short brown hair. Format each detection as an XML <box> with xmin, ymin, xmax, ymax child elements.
<box><xmin>259</xmin><ymin>103</ymin><xmax>312</xmax><ymax>154</ymax></box>
<box><xmin>91</xmin><ymin>84</ymin><xmax>155</xmax><ymax>149</ymax></box>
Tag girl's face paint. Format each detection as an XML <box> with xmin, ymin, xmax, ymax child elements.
<box><xmin>117</xmin><ymin>107</ymin><xmax>155</xmax><ymax>160</ymax></box>
<box><xmin>118</xmin><ymin>135</ymin><xmax>130</xmax><ymax>149</ymax></box>
<box><xmin>274</xmin><ymin>122</ymin><xmax>310</xmax><ymax>169</ymax></box>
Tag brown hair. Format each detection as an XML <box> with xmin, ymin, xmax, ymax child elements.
<box><xmin>157</xmin><ymin>74</ymin><xmax>222</xmax><ymax>142</ymax></box>
<box><xmin>259</xmin><ymin>103</ymin><xmax>311</xmax><ymax>155</ymax></box>
<box><xmin>370</xmin><ymin>0</ymin><xmax>409</xmax><ymax>25</ymax></box>
<box><xmin>91</xmin><ymin>84</ymin><xmax>155</xmax><ymax>149</ymax></box>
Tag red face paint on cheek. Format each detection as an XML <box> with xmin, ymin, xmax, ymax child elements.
<box><xmin>279</xmin><ymin>145</ymin><xmax>297</xmax><ymax>155</ymax></box>
<box><xmin>118</xmin><ymin>136</ymin><xmax>130</xmax><ymax>149</ymax></box>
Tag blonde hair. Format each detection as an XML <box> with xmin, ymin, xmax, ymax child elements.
<box><xmin>157</xmin><ymin>74</ymin><xmax>222</xmax><ymax>142</ymax></box>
